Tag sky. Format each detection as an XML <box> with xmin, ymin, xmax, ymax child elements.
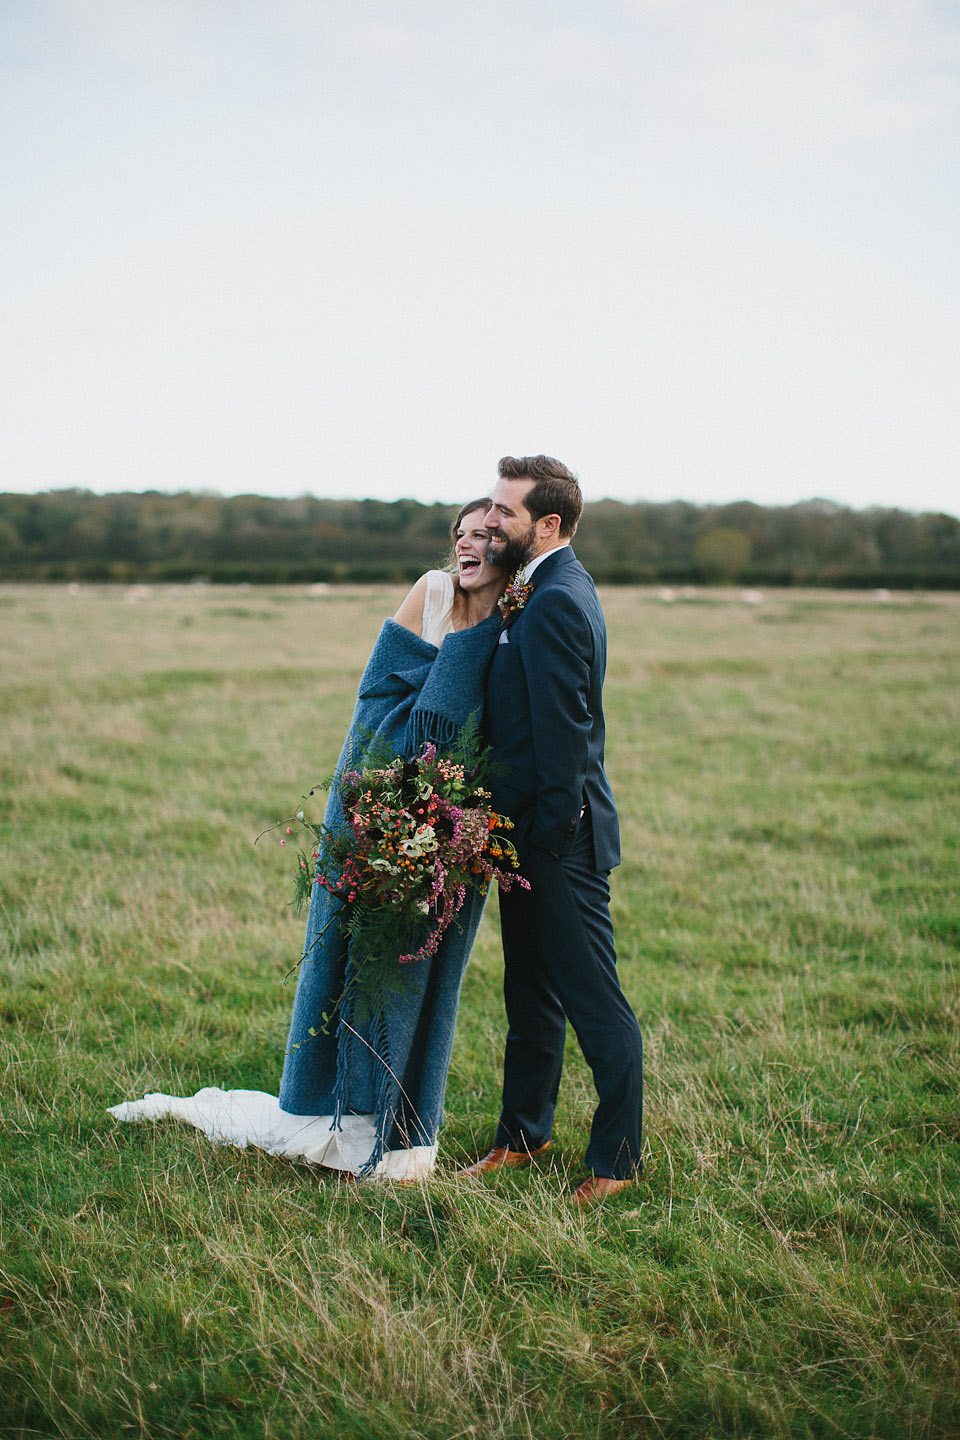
<box><xmin>1</xmin><ymin>1</ymin><xmax>959</xmax><ymax>516</ymax></box>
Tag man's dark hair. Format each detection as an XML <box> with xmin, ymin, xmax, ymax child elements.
<box><xmin>497</xmin><ymin>455</ymin><xmax>583</xmax><ymax>538</ymax></box>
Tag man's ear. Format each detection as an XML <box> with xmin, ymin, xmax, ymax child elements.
<box><xmin>537</xmin><ymin>513</ymin><xmax>562</xmax><ymax>543</ymax></box>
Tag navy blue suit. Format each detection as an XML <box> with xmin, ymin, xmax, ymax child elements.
<box><xmin>484</xmin><ymin>547</ymin><xmax>643</xmax><ymax>1179</ymax></box>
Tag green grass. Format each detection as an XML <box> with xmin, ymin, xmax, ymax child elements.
<box><xmin>1</xmin><ymin>582</ymin><xmax>958</xmax><ymax>1439</ymax></box>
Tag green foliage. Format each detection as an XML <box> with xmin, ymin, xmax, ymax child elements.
<box><xmin>1</xmin><ymin>584</ymin><xmax>958</xmax><ymax>1438</ymax></box>
<box><xmin>692</xmin><ymin>525</ymin><xmax>752</xmax><ymax>580</ymax></box>
<box><xmin>1</xmin><ymin>489</ymin><xmax>959</xmax><ymax>586</ymax></box>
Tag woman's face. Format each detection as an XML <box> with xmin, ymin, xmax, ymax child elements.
<box><xmin>455</xmin><ymin>507</ymin><xmax>506</xmax><ymax>592</ymax></box>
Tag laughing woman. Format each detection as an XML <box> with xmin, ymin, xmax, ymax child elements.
<box><xmin>110</xmin><ymin>500</ymin><xmax>508</xmax><ymax>1180</ymax></box>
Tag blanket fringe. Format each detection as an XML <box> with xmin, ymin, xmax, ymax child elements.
<box><xmin>330</xmin><ymin>983</ymin><xmax>352</xmax><ymax>1135</ymax></box>
<box><xmin>407</xmin><ymin>708</ymin><xmax>461</xmax><ymax>753</ymax></box>
<box><xmin>358</xmin><ymin>1004</ymin><xmax>393</xmax><ymax>1176</ymax></box>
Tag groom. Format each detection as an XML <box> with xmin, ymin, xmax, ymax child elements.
<box><xmin>461</xmin><ymin>455</ymin><xmax>644</xmax><ymax>1205</ymax></box>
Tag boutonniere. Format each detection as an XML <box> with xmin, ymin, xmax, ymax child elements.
<box><xmin>498</xmin><ymin>572</ymin><xmax>533</xmax><ymax>624</ymax></box>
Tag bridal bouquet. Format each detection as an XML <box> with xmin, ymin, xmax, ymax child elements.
<box><xmin>283</xmin><ymin>735</ymin><xmax>528</xmax><ymax>985</ymax></box>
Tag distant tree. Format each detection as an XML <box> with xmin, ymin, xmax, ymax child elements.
<box><xmin>693</xmin><ymin>526</ymin><xmax>751</xmax><ymax>581</ymax></box>
<box><xmin>0</xmin><ymin>518</ymin><xmax>23</xmax><ymax>562</ymax></box>
<box><xmin>1</xmin><ymin>489</ymin><xmax>957</xmax><ymax>586</ymax></box>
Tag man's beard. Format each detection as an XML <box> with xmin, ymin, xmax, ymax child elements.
<box><xmin>485</xmin><ymin>524</ymin><xmax>536</xmax><ymax>574</ymax></box>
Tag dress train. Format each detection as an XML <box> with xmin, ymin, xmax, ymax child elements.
<box><xmin>107</xmin><ymin>1089</ymin><xmax>436</xmax><ymax>1178</ymax></box>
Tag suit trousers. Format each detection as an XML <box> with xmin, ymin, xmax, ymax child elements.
<box><xmin>493</xmin><ymin>816</ymin><xmax>643</xmax><ymax>1179</ymax></box>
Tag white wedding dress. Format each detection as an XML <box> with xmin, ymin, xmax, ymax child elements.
<box><xmin>107</xmin><ymin>1089</ymin><xmax>432</xmax><ymax>1178</ymax></box>
<box><xmin>109</xmin><ymin>573</ymin><xmax>457</xmax><ymax>1180</ymax></box>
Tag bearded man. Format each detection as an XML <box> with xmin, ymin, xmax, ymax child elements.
<box><xmin>461</xmin><ymin>455</ymin><xmax>644</xmax><ymax>1205</ymax></box>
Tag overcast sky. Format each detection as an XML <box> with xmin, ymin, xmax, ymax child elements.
<box><xmin>2</xmin><ymin>1</ymin><xmax>958</xmax><ymax>515</ymax></box>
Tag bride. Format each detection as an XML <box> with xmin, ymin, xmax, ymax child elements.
<box><xmin>110</xmin><ymin>500</ymin><xmax>508</xmax><ymax>1180</ymax></box>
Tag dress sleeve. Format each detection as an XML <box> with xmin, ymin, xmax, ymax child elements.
<box><xmin>419</xmin><ymin>570</ymin><xmax>455</xmax><ymax>647</ymax></box>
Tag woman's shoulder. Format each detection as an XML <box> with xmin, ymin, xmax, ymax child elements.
<box><xmin>393</xmin><ymin>569</ymin><xmax>454</xmax><ymax>640</ymax></box>
<box><xmin>423</xmin><ymin>568</ymin><xmax>454</xmax><ymax>603</ymax></box>
<box><xmin>420</xmin><ymin>570</ymin><xmax>455</xmax><ymax>645</ymax></box>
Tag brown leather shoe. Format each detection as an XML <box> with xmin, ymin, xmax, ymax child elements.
<box><xmin>459</xmin><ymin>1141</ymin><xmax>551</xmax><ymax>1175</ymax></box>
<box><xmin>570</xmin><ymin>1174</ymin><xmax>635</xmax><ymax>1206</ymax></box>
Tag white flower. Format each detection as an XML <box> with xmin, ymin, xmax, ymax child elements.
<box><xmin>400</xmin><ymin>824</ymin><xmax>438</xmax><ymax>858</ymax></box>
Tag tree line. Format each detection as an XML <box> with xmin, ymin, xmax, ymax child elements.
<box><xmin>1</xmin><ymin>489</ymin><xmax>958</xmax><ymax>588</ymax></box>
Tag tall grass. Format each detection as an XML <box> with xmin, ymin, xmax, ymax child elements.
<box><xmin>1</xmin><ymin>582</ymin><xmax>958</xmax><ymax>1439</ymax></box>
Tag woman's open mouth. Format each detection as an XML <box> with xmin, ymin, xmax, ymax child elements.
<box><xmin>458</xmin><ymin>554</ymin><xmax>481</xmax><ymax>575</ymax></box>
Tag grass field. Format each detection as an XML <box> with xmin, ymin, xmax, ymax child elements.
<box><xmin>1</xmin><ymin>581</ymin><xmax>958</xmax><ymax>1439</ymax></box>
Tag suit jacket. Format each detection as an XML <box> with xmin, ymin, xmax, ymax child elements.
<box><xmin>484</xmin><ymin>546</ymin><xmax>621</xmax><ymax>872</ymax></box>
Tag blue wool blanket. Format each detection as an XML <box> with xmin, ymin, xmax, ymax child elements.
<box><xmin>277</xmin><ymin>614</ymin><xmax>503</xmax><ymax>1172</ymax></box>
